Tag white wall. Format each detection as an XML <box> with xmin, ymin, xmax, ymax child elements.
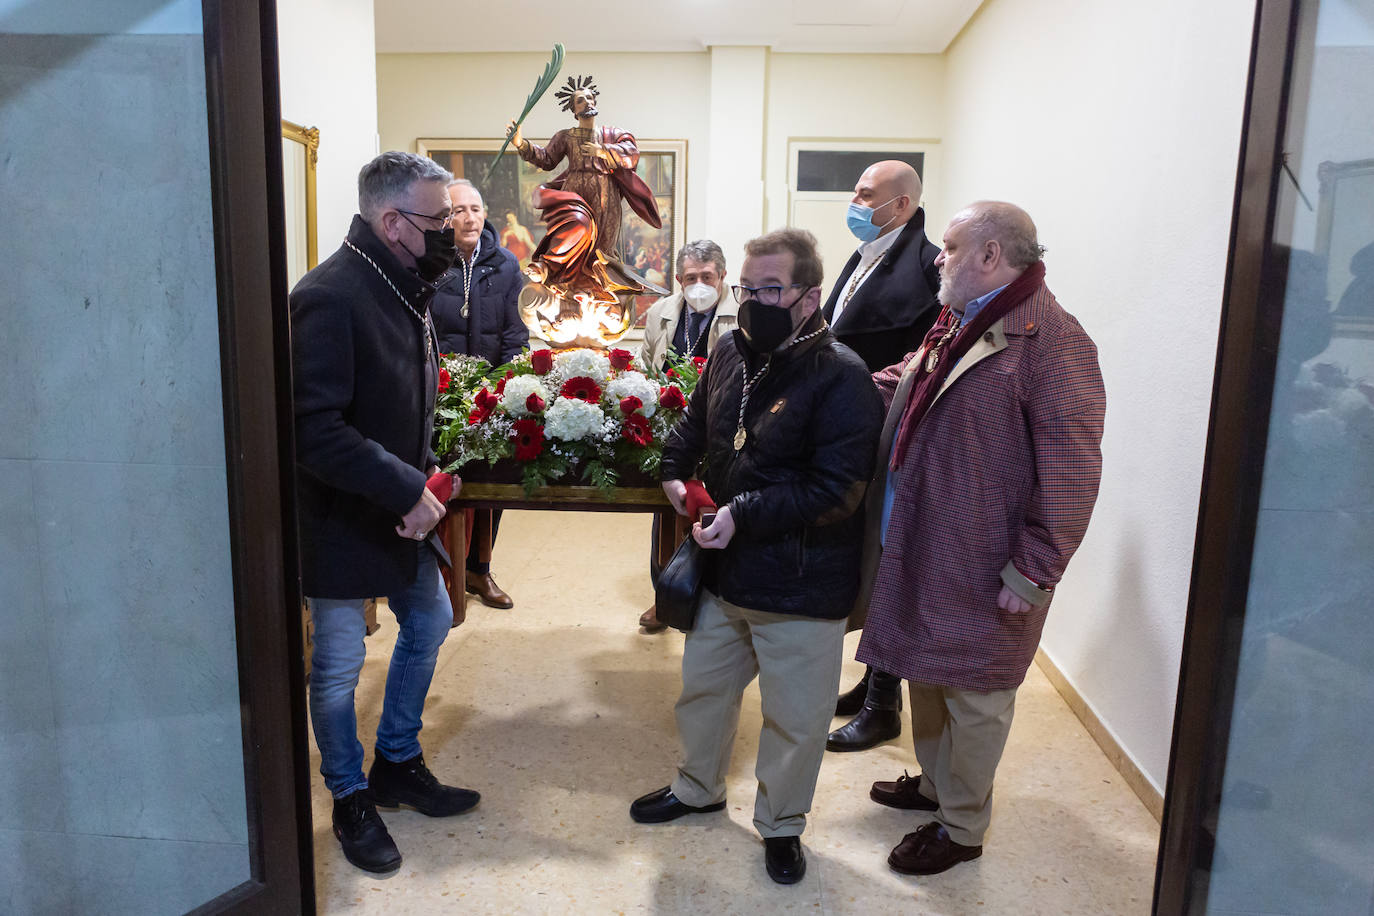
<box><xmin>277</xmin><ymin>0</ymin><xmax>379</xmax><ymax>248</ymax></box>
<box><xmin>942</xmin><ymin>0</ymin><xmax>1258</xmax><ymax>790</ymax></box>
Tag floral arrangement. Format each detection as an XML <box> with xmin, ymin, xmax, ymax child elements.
<box><xmin>434</xmin><ymin>346</ymin><xmax>705</xmax><ymax>496</ymax></box>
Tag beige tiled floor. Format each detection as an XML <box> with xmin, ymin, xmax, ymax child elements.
<box><xmin>309</xmin><ymin>510</ymin><xmax>1159</xmax><ymax>914</ymax></box>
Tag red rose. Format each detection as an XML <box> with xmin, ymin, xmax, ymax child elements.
<box><xmin>475</xmin><ymin>387</ymin><xmax>499</xmax><ymax>410</ymax></box>
<box><xmin>530</xmin><ymin>349</ymin><xmax>554</xmax><ymax>375</ymax></box>
<box><xmin>692</xmin><ymin>356</ymin><xmax>707</xmax><ymax>371</ymax></box>
<box><xmin>511</xmin><ymin>418</ymin><xmax>545</xmax><ymax>461</ymax></box>
<box><xmin>619</xmin><ymin>395</ymin><xmax>643</xmax><ymax>416</ymax></box>
<box><xmin>665</xmin><ymin>368</ymin><xmax>678</xmax><ymax>379</ymax></box>
<box><xmin>525</xmin><ymin>392</ymin><xmax>546</xmax><ymax>413</ymax></box>
<box><xmin>658</xmin><ymin>385</ymin><xmax>687</xmax><ymax>410</ymax></box>
<box><xmin>438</xmin><ymin>367</ymin><xmax>451</xmax><ymax>392</ymax></box>
<box><xmin>467</xmin><ymin>405</ymin><xmax>492</xmax><ymax>425</ymax></box>
<box><xmin>609</xmin><ymin>348</ymin><xmax>634</xmax><ymax>371</ymax></box>
<box><xmin>559</xmin><ymin>375</ymin><xmax>602</xmax><ymax>403</ymax></box>
<box><xmin>622</xmin><ymin>413</ymin><xmax>653</xmax><ymax>446</ymax></box>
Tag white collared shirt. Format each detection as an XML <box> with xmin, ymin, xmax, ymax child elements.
<box><xmin>831</xmin><ymin>226</ymin><xmax>902</xmax><ymax>325</ymax></box>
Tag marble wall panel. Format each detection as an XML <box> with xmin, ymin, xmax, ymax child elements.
<box><xmin>0</xmin><ymin>827</ymin><xmax>250</xmax><ymax>916</ymax></box>
<box><xmin>31</xmin><ymin>460</ymin><xmax>246</xmax><ymax>843</ymax></box>
<box><xmin>0</xmin><ymin>460</ymin><xmax>65</xmax><ymax>832</ymax></box>
<box><xmin>0</xmin><ymin>33</ymin><xmax>225</xmax><ymax>469</ymax></box>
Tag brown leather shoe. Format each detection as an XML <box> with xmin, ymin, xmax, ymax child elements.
<box><xmin>887</xmin><ymin>822</ymin><xmax>982</xmax><ymax>876</ymax></box>
<box><xmin>870</xmin><ymin>770</ymin><xmax>938</xmax><ymax>811</ymax></box>
<box><xmin>464</xmin><ymin>571</ymin><xmax>513</xmax><ymax>608</ymax></box>
<box><xmin>639</xmin><ymin>605</ymin><xmax>667</xmax><ymax>632</ymax></box>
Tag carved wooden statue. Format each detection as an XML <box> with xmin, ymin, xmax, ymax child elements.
<box><xmin>506</xmin><ymin>75</ymin><xmax>663</xmax><ymax>346</ymax></box>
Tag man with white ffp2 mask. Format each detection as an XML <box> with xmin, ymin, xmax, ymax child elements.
<box><xmin>638</xmin><ymin>239</ymin><xmax>738</xmax><ymax>373</ymax></box>
<box><xmin>636</xmin><ymin>239</ymin><xmax>739</xmax><ymax>631</ymax></box>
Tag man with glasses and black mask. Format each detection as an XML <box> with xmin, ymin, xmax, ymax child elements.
<box><xmin>824</xmin><ymin>159</ymin><xmax>943</xmax><ymax>754</ymax></box>
<box><xmin>630</xmin><ymin>229</ymin><xmax>883</xmax><ymax>886</ymax></box>
<box><xmin>291</xmin><ymin>151</ymin><xmax>479</xmax><ymax>875</ymax></box>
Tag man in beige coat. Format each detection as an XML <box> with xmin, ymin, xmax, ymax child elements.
<box><xmin>636</xmin><ymin>240</ymin><xmax>738</xmax><ymax>630</ymax></box>
<box><xmin>637</xmin><ymin>239</ymin><xmax>739</xmax><ymax>373</ymax></box>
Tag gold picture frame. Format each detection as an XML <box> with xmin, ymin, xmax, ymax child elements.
<box><xmin>282</xmin><ymin>119</ymin><xmax>320</xmax><ymax>288</ymax></box>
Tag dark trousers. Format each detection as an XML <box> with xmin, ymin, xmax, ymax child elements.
<box><xmin>465</xmin><ymin>508</ymin><xmax>501</xmax><ymax>575</ymax></box>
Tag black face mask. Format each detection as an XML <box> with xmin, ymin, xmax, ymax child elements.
<box><xmin>737</xmin><ymin>287</ymin><xmax>811</xmax><ymax>353</ymax></box>
<box><xmin>412</xmin><ymin>227</ymin><xmax>457</xmax><ymax>282</ymax></box>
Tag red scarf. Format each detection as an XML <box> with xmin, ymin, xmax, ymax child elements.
<box><xmin>890</xmin><ymin>260</ymin><xmax>1046</xmax><ymax>470</ymax></box>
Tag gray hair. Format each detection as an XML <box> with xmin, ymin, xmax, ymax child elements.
<box><xmin>675</xmin><ymin>239</ymin><xmax>727</xmax><ymax>275</ymax></box>
<box><xmin>960</xmin><ymin>201</ymin><xmax>1046</xmax><ymax>270</ymax></box>
<box><xmin>357</xmin><ymin>151</ymin><xmax>453</xmax><ymax>221</ymax></box>
<box><xmin>448</xmin><ymin>177</ymin><xmax>484</xmax><ymax>208</ymax></box>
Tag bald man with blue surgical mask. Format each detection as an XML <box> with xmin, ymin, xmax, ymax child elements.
<box><xmin>822</xmin><ymin>158</ymin><xmax>943</xmax><ymax>754</ymax></box>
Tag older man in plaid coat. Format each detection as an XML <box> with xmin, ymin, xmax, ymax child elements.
<box><xmin>854</xmin><ymin>201</ymin><xmax>1106</xmax><ymax>877</ymax></box>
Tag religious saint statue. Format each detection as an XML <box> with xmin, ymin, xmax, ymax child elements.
<box><xmin>506</xmin><ymin>75</ymin><xmax>663</xmax><ymax>347</ymax></box>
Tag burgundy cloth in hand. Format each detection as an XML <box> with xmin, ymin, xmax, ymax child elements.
<box><xmin>683</xmin><ymin>479</ymin><xmax>716</xmax><ymax>518</ymax></box>
<box><xmin>425</xmin><ymin>472</ymin><xmax>455</xmax><ymax>504</ymax></box>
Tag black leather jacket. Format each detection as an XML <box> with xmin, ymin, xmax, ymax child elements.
<box><xmin>660</xmin><ymin>313</ymin><xmax>884</xmax><ymax>619</ymax></box>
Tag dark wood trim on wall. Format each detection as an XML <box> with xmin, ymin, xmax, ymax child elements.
<box><xmin>196</xmin><ymin>1</ymin><xmax>314</xmax><ymax>913</ymax></box>
<box><xmin>1152</xmin><ymin>0</ymin><xmax>1301</xmax><ymax>912</ymax></box>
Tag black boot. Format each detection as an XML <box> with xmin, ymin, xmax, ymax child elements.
<box><xmin>369</xmin><ymin>751</ymin><xmax>480</xmax><ymax>817</ymax></box>
<box><xmin>834</xmin><ymin>666</ymin><xmax>873</xmax><ymax>717</ymax></box>
<box><xmin>827</xmin><ymin>669</ymin><xmax>903</xmax><ymax>752</ymax></box>
<box><xmin>332</xmin><ymin>789</ymin><xmax>402</xmax><ymax>873</ymax></box>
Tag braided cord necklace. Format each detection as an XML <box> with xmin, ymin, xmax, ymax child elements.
<box><xmin>733</xmin><ymin>325</ymin><xmax>828</xmax><ymax>451</ymax></box>
<box><xmin>344</xmin><ymin>239</ymin><xmax>434</xmax><ymax>362</ymax></box>
<box><xmin>458</xmin><ymin>237</ymin><xmax>482</xmax><ymax>318</ymax></box>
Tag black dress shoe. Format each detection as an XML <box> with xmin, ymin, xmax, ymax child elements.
<box><xmin>332</xmin><ymin>789</ymin><xmax>402</xmax><ymax>874</ymax></box>
<box><xmin>870</xmin><ymin>771</ymin><xmax>939</xmax><ymax>811</ymax></box>
<box><xmin>826</xmin><ymin>705</ymin><xmax>902</xmax><ymax>751</ymax></box>
<box><xmin>834</xmin><ymin>667</ymin><xmax>872</xmax><ymax>717</ymax></box>
<box><xmin>764</xmin><ymin>835</ymin><xmax>806</xmax><ymax>885</ymax></box>
<box><xmin>888</xmin><ymin>822</ymin><xmax>982</xmax><ymax>876</ymax></box>
<box><xmin>630</xmin><ymin>785</ymin><xmax>726</xmax><ymax>823</ymax></box>
<box><xmin>369</xmin><ymin>752</ymin><xmax>480</xmax><ymax>817</ymax></box>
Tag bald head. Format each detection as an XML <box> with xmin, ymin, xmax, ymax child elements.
<box><xmin>851</xmin><ymin>160</ymin><xmax>923</xmax><ymax>239</ymax></box>
<box><xmin>935</xmin><ymin>201</ymin><xmax>1044</xmax><ymax>313</ymax></box>
<box><xmin>954</xmin><ymin>201</ymin><xmax>1042</xmax><ymax>269</ymax></box>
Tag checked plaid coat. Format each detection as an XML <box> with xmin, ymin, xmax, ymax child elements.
<box><xmin>855</xmin><ymin>279</ymin><xmax>1105</xmax><ymax>691</ymax></box>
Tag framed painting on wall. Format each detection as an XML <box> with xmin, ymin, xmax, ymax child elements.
<box><xmin>418</xmin><ymin>137</ymin><xmax>687</xmax><ymax>333</ymax></box>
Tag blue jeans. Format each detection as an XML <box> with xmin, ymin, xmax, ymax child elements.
<box><xmin>307</xmin><ymin>546</ymin><xmax>453</xmax><ymax>798</ymax></box>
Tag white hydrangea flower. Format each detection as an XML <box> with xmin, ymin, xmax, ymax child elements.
<box><xmin>606</xmin><ymin>371</ymin><xmax>659</xmax><ymax>417</ymax></box>
<box><xmin>544</xmin><ymin>396</ymin><xmax>604</xmax><ymax>441</ymax></box>
<box><xmin>500</xmin><ymin>375</ymin><xmax>549</xmax><ymax>418</ymax></box>
<box><xmin>552</xmin><ymin>348</ymin><xmax>612</xmax><ymax>387</ymax></box>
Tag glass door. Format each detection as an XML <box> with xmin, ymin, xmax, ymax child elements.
<box><xmin>0</xmin><ymin>2</ymin><xmax>310</xmax><ymax>912</ymax></box>
<box><xmin>1157</xmin><ymin>0</ymin><xmax>1374</xmax><ymax>912</ymax></box>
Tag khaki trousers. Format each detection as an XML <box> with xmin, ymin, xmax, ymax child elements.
<box><xmin>671</xmin><ymin>589</ymin><xmax>846</xmax><ymax>837</ymax></box>
<box><xmin>907</xmin><ymin>681</ymin><xmax>1019</xmax><ymax>846</ymax></box>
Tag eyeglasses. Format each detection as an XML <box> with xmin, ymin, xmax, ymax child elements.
<box><xmin>397</xmin><ymin>208</ymin><xmax>455</xmax><ymax>229</ymax></box>
<box><xmin>730</xmin><ymin>283</ymin><xmax>807</xmax><ymax>306</ymax></box>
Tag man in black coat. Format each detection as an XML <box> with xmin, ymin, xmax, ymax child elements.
<box><xmin>292</xmin><ymin>151</ymin><xmax>479</xmax><ymax>875</ymax></box>
<box><xmin>630</xmin><ymin>229</ymin><xmax>883</xmax><ymax>886</ymax></box>
<box><xmin>822</xmin><ymin>159</ymin><xmax>942</xmax><ymax>753</ymax></box>
<box><xmin>431</xmin><ymin>178</ymin><xmax>528</xmax><ymax>609</ymax></box>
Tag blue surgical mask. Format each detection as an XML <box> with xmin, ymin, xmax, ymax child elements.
<box><xmin>846</xmin><ymin>195</ymin><xmax>901</xmax><ymax>243</ymax></box>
